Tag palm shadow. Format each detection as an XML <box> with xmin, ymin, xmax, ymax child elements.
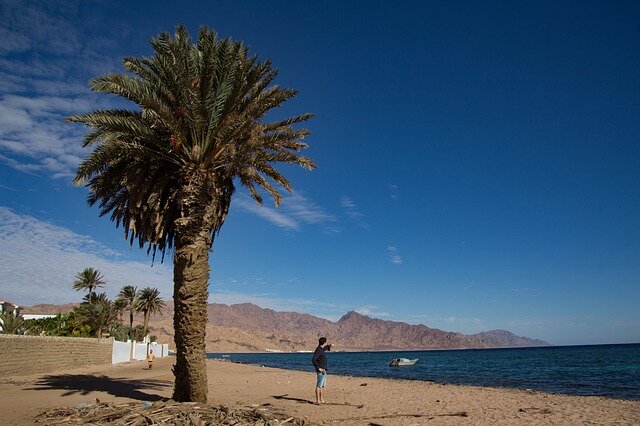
<box><xmin>26</xmin><ymin>374</ymin><xmax>172</xmax><ymax>401</ymax></box>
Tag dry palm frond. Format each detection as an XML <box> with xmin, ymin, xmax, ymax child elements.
<box><xmin>37</xmin><ymin>400</ymin><xmax>309</xmax><ymax>425</ymax></box>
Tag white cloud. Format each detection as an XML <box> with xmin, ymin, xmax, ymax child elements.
<box><xmin>234</xmin><ymin>191</ymin><xmax>338</xmax><ymax>233</ymax></box>
<box><xmin>387</xmin><ymin>245</ymin><xmax>403</xmax><ymax>264</ymax></box>
<box><xmin>340</xmin><ymin>196</ymin><xmax>369</xmax><ymax>229</ymax></box>
<box><xmin>0</xmin><ymin>207</ymin><xmax>354</xmax><ymax>321</ymax></box>
<box><xmin>388</xmin><ymin>184</ymin><xmax>399</xmax><ymax>199</ymax></box>
<box><xmin>340</xmin><ymin>196</ymin><xmax>363</xmax><ymax>219</ymax></box>
<box><xmin>0</xmin><ymin>206</ymin><xmax>174</xmax><ymax>305</ymax></box>
<box><xmin>0</xmin><ymin>2</ymin><xmax>126</xmax><ymax>180</ymax></box>
<box><xmin>355</xmin><ymin>305</ymin><xmax>390</xmax><ymax>317</ymax></box>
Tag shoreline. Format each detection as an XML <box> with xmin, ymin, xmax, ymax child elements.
<box><xmin>214</xmin><ymin>358</ymin><xmax>640</xmax><ymax>403</ymax></box>
<box><xmin>0</xmin><ymin>357</ymin><xmax>638</xmax><ymax>425</ymax></box>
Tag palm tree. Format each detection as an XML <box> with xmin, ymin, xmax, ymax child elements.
<box><xmin>73</xmin><ymin>267</ymin><xmax>106</xmax><ymax>302</ymax></box>
<box><xmin>0</xmin><ymin>311</ymin><xmax>26</xmax><ymax>334</ymax></box>
<box><xmin>134</xmin><ymin>287</ymin><xmax>165</xmax><ymax>337</ymax></box>
<box><xmin>113</xmin><ymin>297</ymin><xmax>127</xmax><ymax>323</ymax></box>
<box><xmin>116</xmin><ymin>285</ymin><xmax>138</xmax><ymax>329</ymax></box>
<box><xmin>74</xmin><ymin>293</ymin><xmax>119</xmax><ymax>338</ymax></box>
<box><xmin>68</xmin><ymin>26</ymin><xmax>314</xmax><ymax>402</ymax></box>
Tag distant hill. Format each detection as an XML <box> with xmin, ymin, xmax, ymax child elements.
<box><xmin>19</xmin><ymin>300</ymin><xmax>550</xmax><ymax>352</ymax></box>
<box><xmin>470</xmin><ymin>330</ymin><xmax>550</xmax><ymax>347</ymax></box>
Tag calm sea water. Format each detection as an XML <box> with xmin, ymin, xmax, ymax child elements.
<box><xmin>208</xmin><ymin>344</ymin><xmax>640</xmax><ymax>400</ymax></box>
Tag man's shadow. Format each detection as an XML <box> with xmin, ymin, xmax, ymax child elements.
<box><xmin>272</xmin><ymin>394</ymin><xmax>315</xmax><ymax>404</ymax></box>
<box><xmin>26</xmin><ymin>374</ymin><xmax>171</xmax><ymax>401</ymax></box>
<box><xmin>272</xmin><ymin>394</ymin><xmax>364</xmax><ymax>408</ymax></box>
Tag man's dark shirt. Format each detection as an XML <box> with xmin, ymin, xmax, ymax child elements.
<box><xmin>311</xmin><ymin>345</ymin><xmax>327</xmax><ymax>372</ymax></box>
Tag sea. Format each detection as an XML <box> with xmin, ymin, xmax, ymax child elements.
<box><xmin>208</xmin><ymin>343</ymin><xmax>640</xmax><ymax>400</ymax></box>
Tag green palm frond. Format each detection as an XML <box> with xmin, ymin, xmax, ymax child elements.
<box><xmin>68</xmin><ymin>25</ymin><xmax>315</xmax><ymax>260</ymax></box>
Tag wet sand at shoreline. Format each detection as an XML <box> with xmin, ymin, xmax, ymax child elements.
<box><xmin>1</xmin><ymin>356</ymin><xmax>638</xmax><ymax>424</ymax></box>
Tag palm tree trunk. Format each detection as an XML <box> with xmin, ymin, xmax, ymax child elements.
<box><xmin>172</xmin><ymin>173</ymin><xmax>229</xmax><ymax>403</ymax></box>
<box><xmin>129</xmin><ymin>309</ymin><xmax>134</xmax><ymax>329</ymax></box>
<box><xmin>143</xmin><ymin>310</ymin><xmax>149</xmax><ymax>336</ymax></box>
<box><xmin>172</xmin><ymin>231</ymin><xmax>211</xmax><ymax>402</ymax></box>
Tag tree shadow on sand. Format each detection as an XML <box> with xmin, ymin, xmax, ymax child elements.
<box><xmin>26</xmin><ymin>374</ymin><xmax>172</xmax><ymax>401</ymax></box>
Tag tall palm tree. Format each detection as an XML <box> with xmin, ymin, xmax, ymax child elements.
<box><xmin>68</xmin><ymin>25</ymin><xmax>314</xmax><ymax>402</ymax></box>
<box><xmin>116</xmin><ymin>285</ymin><xmax>138</xmax><ymax>329</ymax></box>
<box><xmin>134</xmin><ymin>287</ymin><xmax>165</xmax><ymax>337</ymax></box>
<box><xmin>113</xmin><ymin>297</ymin><xmax>127</xmax><ymax>323</ymax></box>
<box><xmin>73</xmin><ymin>267</ymin><xmax>106</xmax><ymax>303</ymax></box>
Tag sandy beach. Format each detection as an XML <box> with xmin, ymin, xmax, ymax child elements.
<box><xmin>1</xmin><ymin>356</ymin><xmax>638</xmax><ymax>425</ymax></box>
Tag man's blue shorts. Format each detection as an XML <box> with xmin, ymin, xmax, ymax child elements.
<box><xmin>316</xmin><ymin>371</ymin><xmax>327</xmax><ymax>388</ymax></box>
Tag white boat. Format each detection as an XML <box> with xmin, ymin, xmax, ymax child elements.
<box><xmin>389</xmin><ymin>357</ymin><xmax>418</xmax><ymax>367</ymax></box>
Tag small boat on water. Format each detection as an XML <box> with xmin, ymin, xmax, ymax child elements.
<box><xmin>389</xmin><ymin>358</ymin><xmax>418</xmax><ymax>367</ymax></box>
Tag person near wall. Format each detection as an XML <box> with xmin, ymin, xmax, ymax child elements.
<box><xmin>147</xmin><ymin>349</ymin><xmax>155</xmax><ymax>370</ymax></box>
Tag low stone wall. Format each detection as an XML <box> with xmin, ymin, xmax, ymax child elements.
<box><xmin>0</xmin><ymin>334</ymin><xmax>112</xmax><ymax>377</ymax></box>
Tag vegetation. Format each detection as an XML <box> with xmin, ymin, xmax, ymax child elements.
<box><xmin>135</xmin><ymin>287</ymin><xmax>165</xmax><ymax>336</ymax></box>
<box><xmin>116</xmin><ymin>285</ymin><xmax>138</xmax><ymax>329</ymax></box>
<box><xmin>68</xmin><ymin>26</ymin><xmax>314</xmax><ymax>402</ymax></box>
<box><xmin>0</xmin><ymin>311</ymin><xmax>27</xmax><ymax>334</ymax></box>
<box><xmin>74</xmin><ymin>293</ymin><xmax>120</xmax><ymax>337</ymax></box>
<box><xmin>73</xmin><ymin>267</ymin><xmax>106</xmax><ymax>302</ymax></box>
<box><xmin>24</xmin><ymin>270</ymin><xmax>165</xmax><ymax>341</ymax></box>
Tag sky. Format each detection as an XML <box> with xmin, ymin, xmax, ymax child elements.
<box><xmin>0</xmin><ymin>1</ymin><xmax>639</xmax><ymax>346</ymax></box>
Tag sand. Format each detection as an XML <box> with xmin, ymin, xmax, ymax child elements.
<box><xmin>1</xmin><ymin>356</ymin><xmax>638</xmax><ymax>425</ymax></box>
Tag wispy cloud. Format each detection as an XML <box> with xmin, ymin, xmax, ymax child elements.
<box><xmin>387</xmin><ymin>245</ymin><xmax>403</xmax><ymax>264</ymax></box>
<box><xmin>234</xmin><ymin>191</ymin><xmax>338</xmax><ymax>233</ymax></box>
<box><xmin>355</xmin><ymin>305</ymin><xmax>390</xmax><ymax>317</ymax></box>
<box><xmin>408</xmin><ymin>314</ymin><xmax>487</xmax><ymax>333</ymax></box>
<box><xmin>0</xmin><ymin>1</ymin><xmax>131</xmax><ymax>180</ymax></box>
<box><xmin>0</xmin><ymin>206</ymin><xmax>174</xmax><ymax>305</ymax></box>
<box><xmin>340</xmin><ymin>196</ymin><xmax>369</xmax><ymax>228</ymax></box>
<box><xmin>0</xmin><ymin>206</ymin><xmax>353</xmax><ymax>320</ymax></box>
<box><xmin>340</xmin><ymin>196</ymin><xmax>363</xmax><ymax>219</ymax></box>
<box><xmin>388</xmin><ymin>184</ymin><xmax>399</xmax><ymax>200</ymax></box>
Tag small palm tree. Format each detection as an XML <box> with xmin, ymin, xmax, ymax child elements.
<box><xmin>116</xmin><ymin>285</ymin><xmax>138</xmax><ymax>329</ymax></box>
<box><xmin>73</xmin><ymin>267</ymin><xmax>106</xmax><ymax>302</ymax></box>
<box><xmin>74</xmin><ymin>293</ymin><xmax>118</xmax><ymax>337</ymax></box>
<box><xmin>0</xmin><ymin>311</ymin><xmax>26</xmax><ymax>334</ymax></box>
<box><xmin>69</xmin><ymin>26</ymin><xmax>314</xmax><ymax>402</ymax></box>
<box><xmin>135</xmin><ymin>287</ymin><xmax>165</xmax><ymax>337</ymax></box>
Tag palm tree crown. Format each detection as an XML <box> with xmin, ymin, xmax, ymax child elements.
<box><xmin>73</xmin><ymin>267</ymin><xmax>106</xmax><ymax>301</ymax></box>
<box><xmin>68</xmin><ymin>25</ymin><xmax>315</xmax><ymax>403</ymax></box>
<box><xmin>116</xmin><ymin>285</ymin><xmax>138</xmax><ymax>329</ymax></box>
<box><xmin>69</xmin><ymin>25</ymin><xmax>314</xmax><ymax>261</ymax></box>
<box><xmin>135</xmin><ymin>287</ymin><xmax>165</xmax><ymax>336</ymax></box>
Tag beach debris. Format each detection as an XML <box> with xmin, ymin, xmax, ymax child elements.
<box><xmin>360</xmin><ymin>383</ymin><xmax>367</xmax><ymax>386</ymax></box>
<box><xmin>36</xmin><ymin>400</ymin><xmax>308</xmax><ymax>425</ymax></box>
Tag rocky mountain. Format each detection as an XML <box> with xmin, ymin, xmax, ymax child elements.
<box><xmin>149</xmin><ymin>303</ymin><xmax>550</xmax><ymax>352</ymax></box>
<box><xmin>19</xmin><ymin>300</ymin><xmax>550</xmax><ymax>352</ymax></box>
<box><xmin>470</xmin><ymin>330</ymin><xmax>550</xmax><ymax>347</ymax></box>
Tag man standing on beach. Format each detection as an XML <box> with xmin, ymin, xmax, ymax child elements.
<box><xmin>312</xmin><ymin>337</ymin><xmax>330</xmax><ymax>404</ymax></box>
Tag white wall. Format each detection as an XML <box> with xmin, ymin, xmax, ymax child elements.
<box><xmin>112</xmin><ymin>339</ymin><xmax>131</xmax><ymax>364</ymax></box>
<box><xmin>133</xmin><ymin>342</ymin><xmax>148</xmax><ymax>360</ymax></box>
<box><xmin>110</xmin><ymin>340</ymin><xmax>172</xmax><ymax>364</ymax></box>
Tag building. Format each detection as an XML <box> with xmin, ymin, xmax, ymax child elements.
<box><xmin>0</xmin><ymin>300</ymin><xmax>21</xmax><ymax>332</ymax></box>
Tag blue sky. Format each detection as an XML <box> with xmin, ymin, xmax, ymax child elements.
<box><xmin>1</xmin><ymin>1</ymin><xmax>639</xmax><ymax>345</ymax></box>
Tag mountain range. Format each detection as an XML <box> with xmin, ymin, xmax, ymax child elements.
<box><xmin>21</xmin><ymin>301</ymin><xmax>549</xmax><ymax>352</ymax></box>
